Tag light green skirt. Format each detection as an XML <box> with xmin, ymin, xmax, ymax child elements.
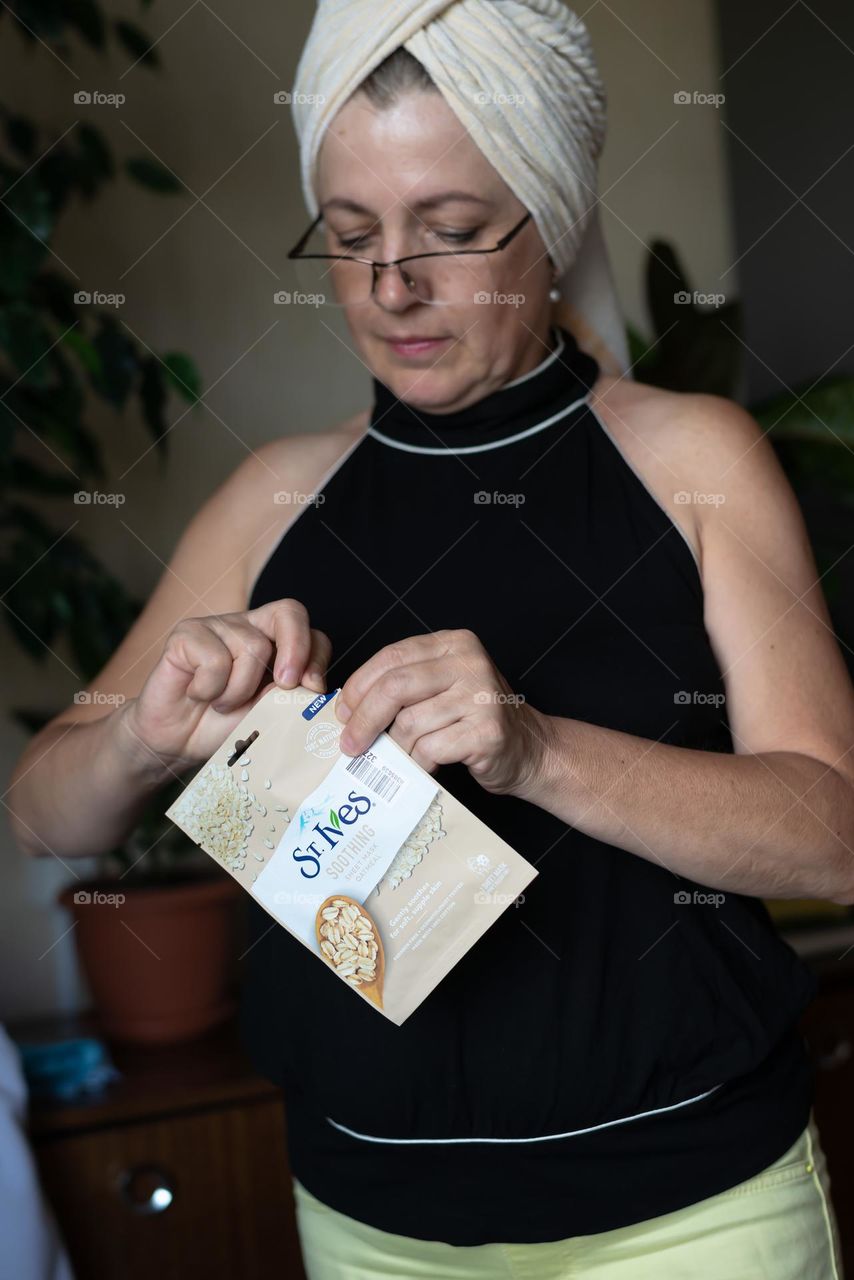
<box><xmin>293</xmin><ymin>1114</ymin><xmax>843</xmax><ymax>1279</ymax></box>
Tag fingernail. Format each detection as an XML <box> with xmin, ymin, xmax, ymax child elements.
<box><xmin>336</xmin><ymin>700</ymin><xmax>351</xmax><ymax>722</ymax></box>
<box><xmin>339</xmin><ymin>731</ymin><xmax>354</xmax><ymax>754</ymax></box>
<box><xmin>278</xmin><ymin>664</ymin><xmax>299</xmax><ymax>686</ymax></box>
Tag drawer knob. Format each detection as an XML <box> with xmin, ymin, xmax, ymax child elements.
<box><xmin>118</xmin><ymin>1164</ymin><xmax>176</xmax><ymax>1214</ymax></box>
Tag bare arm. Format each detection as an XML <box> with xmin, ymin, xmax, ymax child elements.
<box><xmin>6</xmin><ymin>711</ymin><xmax>190</xmax><ymax>861</ymax></box>
<box><xmin>520</xmin><ymin>396</ymin><xmax>854</xmax><ymax>902</ymax></box>
<box><xmin>6</xmin><ymin>438</ymin><xmax>334</xmax><ymax>860</ymax></box>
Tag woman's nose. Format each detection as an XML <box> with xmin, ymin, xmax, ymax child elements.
<box><xmin>371</xmin><ymin>262</ymin><xmax>424</xmax><ymax>310</ymax></box>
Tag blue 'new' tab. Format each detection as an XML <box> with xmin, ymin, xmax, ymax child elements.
<box><xmin>302</xmin><ymin>687</ymin><xmax>339</xmax><ymax>721</ymax></box>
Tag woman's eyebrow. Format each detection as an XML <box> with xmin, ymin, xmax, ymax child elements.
<box><xmin>321</xmin><ymin>192</ymin><xmax>492</xmax><ymax>215</ymax></box>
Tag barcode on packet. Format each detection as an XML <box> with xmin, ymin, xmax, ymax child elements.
<box><xmin>345</xmin><ymin>752</ymin><xmax>403</xmax><ymax>802</ymax></box>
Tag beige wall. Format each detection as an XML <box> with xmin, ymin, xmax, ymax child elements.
<box><xmin>1</xmin><ymin>0</ymin><xmax>734</xmax><ymax>1019</ymax></box>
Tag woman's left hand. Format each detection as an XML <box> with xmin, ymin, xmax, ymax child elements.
<box><xmin>334</xmin><ymin>629</ymin><xmax>554</xmax><ymax>800</ymax></box>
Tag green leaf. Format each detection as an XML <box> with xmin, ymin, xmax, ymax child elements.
<box><xmin>329</xmin><ymin>808</ymin><xmax>341</xmax><ymax>830</ymax></box>
<box><xmin>626</xmin><ymin>322</ymin><xmax>656</xmax><ymax>372</ymax></box>
<box><xmin>0</xmin><ymin>302</ymin><xmax>57</xmax><ymax>389</ymax></box>
<box><xmin>114</xmin><ymin>19</ymin><xmax>159</xmax><ymax>66</ymax></box>
<box><xmin>138</xmin><ymin>354</ymin><xmax>169</xmax><ymax>454</ymax></box>
<box><xmin>5</xmin><ymin>114</ymin><xmax>37</xmax><ymax>160</ymax></box>
<box><xmin>5</xmin><ymin>0</ymin><xmax>66</xmax><ymax>43</ymax></box>
<box><xmin>125</xmin><ymin>156</ymin><xmax>183</xmax><ymax>193</ymax></box>
<box><xmin>2</xmin><ymin>381</ymin><xmax>105</xmax><ymax>479</ymax></box>
<box><xmin>0</xmin><ymin>174</ymin><xmax>53</xmax><ymax>293</ymax></box>
<box><xmin>751</xmin><ymin>378</ymin><xmax>854</xmax><ymax>448</ymax></box>
<box><xmin>91</xmin><ymin>315</ymin><xmax>138</xmax><ymax>408</ymax></box>
<box><xmin>74</xmin><ymin>123</ymin><xmax>115</xmax><ymax>197</ymax></box>
<box><xmin>7</xmin><ymin>455</ymin><xmax>83</xmax><ymax>495</ymax></box>
<box><xmin>772</xmin><ymin>438</ymin><xmax>854</xmax><ymax>501</ymax></box>
<box><xmin>162</xmin><ymin>351</ymin><xmax>202</xmax><ymax>403</ymax></box>
<box><xmin>34</xmin><ymin>269</ymin><xmax>81</xmax><ymax>326</ymax></box>
<box><xmin>63</xmin><ymin>0</ymin><xmax>106</xmax><ymax>48</ymax></box>
<box><xmin>61</xmin><ymin>326</ymin><xmax>103</xmax><ymax>378</ymax></box>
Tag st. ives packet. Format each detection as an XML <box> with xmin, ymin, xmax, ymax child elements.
<box><xmin>165</xmin><ymin>685</ymin><xmax>538</xmax><ymax>1024</ymax></box>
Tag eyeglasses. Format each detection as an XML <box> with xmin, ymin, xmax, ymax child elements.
<box><xmin>286</xmin><ymin>210</ymin><xmax>533</xmax><ymax>308</ymax></box>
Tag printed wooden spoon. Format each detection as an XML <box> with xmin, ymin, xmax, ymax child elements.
<box><xmin>315</xmin><ymin>894</ymin><xmax>385</xmax><ymax>1009</ymax></box>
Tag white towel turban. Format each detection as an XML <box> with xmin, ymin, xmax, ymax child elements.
<box><xmin>291</xmin><ymin>0</ymin><xmax>630</xmax><ymax>378</ymax></box>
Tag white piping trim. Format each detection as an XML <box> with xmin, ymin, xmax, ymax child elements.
<box><xmin>586</xmin><ymin>401</ymin><xmax>703</xmax><ymax>578</ymax></box>
<box><xmin>367</xmin><ymin>391</ymin><xmax>591</xmax><ymax>456</ymax></box>
<box><xmin>499</xmin><ymin>329</ymin><xmax>566</xmax><ymax>390</ymax></box>
<box><xmin>325</xmin><ymin>1082</ymin><xmax>724</xmax><ymax>1145</ymax></box>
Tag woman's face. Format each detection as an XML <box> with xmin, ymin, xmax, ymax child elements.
<box><xmin>314</xmin><ymin>89</ymin><xmax>556</xmax><ymax>413</ymax></box>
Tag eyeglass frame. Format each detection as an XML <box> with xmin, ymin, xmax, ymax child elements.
<box><xmin>286</xmin><ymin>209</ymin><xmax>534</xmax><ymax>298</ymax></box>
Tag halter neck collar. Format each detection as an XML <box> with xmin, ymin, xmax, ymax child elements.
<box><xmin>367</xmin><ymin>326</ymin><xmax>600</xmax><ymax>455</ymax></box>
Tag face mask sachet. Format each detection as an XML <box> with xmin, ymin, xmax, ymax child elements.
<box><xmin>165</xmin><ymin>685</ymin><xmax>538</xmax><ymax>1024</ymax></box>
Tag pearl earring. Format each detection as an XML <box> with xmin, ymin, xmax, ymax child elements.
<box><xmin>549</xmin><ymin>282</ymin><xmax>561</xmax><ymax>303</ymax></box>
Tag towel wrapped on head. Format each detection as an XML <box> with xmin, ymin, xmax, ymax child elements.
<box><xmin>291</xmin><ymin>0</ymin><xmax>629</xmax><ymax>376</ymax></box>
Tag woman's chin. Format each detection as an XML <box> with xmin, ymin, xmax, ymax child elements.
<box><xmin>375</xmin><ymin>367</ymin><xmax>462</xmax><ymax>412</ymax></box>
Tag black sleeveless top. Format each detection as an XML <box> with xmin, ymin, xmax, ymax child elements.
<box><xmin>241</xmin><ymin>326</ymin><xmax>817</xmax><ymax>1245</ymax></box>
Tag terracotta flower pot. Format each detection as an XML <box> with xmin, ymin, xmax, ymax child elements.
<box><xmin>58</xmin><ymin>874</ymin><xmax>242</xmax><ymax>1046</ymax></box>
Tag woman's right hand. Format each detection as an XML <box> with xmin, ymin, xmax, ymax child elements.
<box><xmin>119</xmin><ymin>599</ymin><xmax>332</xmax><ymax>771</ymax></box>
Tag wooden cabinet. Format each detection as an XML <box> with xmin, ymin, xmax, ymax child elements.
<box><xmin>16</xmin><ymin>1016</ymin><xmax>306</xmax><ymax>1280</ymax></box>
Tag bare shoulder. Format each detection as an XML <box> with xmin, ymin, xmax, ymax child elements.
<box><xmin>241</xmin><ymin>409</ymin><xmax>370</xmax><ymax>600</ymax></box>
<box><xmin>590</xmin><ymin>374</ymin><xmax>777</xmax><ymax>577</ymax></box>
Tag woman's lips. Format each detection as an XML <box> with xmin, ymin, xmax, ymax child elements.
<box><xmin>386</xmin><ymin>336</ymin><xmax>450</xmax><ymax>357</ymax></box>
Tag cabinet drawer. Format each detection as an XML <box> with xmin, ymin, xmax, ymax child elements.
<box><xmin>34</xmin><ymin>1097</ymin><xmax>305</xmax><ymax>1280</ymax></box>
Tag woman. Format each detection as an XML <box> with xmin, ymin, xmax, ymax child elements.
<box><xmin>9</xmin><ymin>3</ymin><xmax>852</xmax><ymax>1277</ymax></box>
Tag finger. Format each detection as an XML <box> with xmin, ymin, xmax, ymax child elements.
<box><xmin>246</xmin><ymin>599</ymin><xmax>313</xmax><ymax>686</ymax></box>
<box><xmin>200</xmin><ymin>618</ymin><xmax>274</xmax><ymax>710</ymax></box>
<box><xmin>406</xmin><ymin>719</ymin><xmax>472</xmax><ymax>774</ymax></box>
<box><xmin>167</xmin><ymin>619</ymin><xmax>268</xmax><ymax>708</ymax></box>
<box><xmin>385</xmin><ymin>687</ymin><xmax>460</xmax><ymax>757</ymax></box>
<box><xmin>337</xmin><ymin>632</ymin><xmax>451</xmax><ymax>722</ymax></box>
<box><xmin>162</xmin><ymin>624</ymin><xmax>234</xmax><ymax>705</ymax></box>
<box><xmin>301</xmin><ymin>629</ymin><xmax>333</xmax><ymax>693</ymax></box>
<box><xmin>339</xmin><ymin>658</ymin><xmax>454</xmax><ymax>756</ymax></box>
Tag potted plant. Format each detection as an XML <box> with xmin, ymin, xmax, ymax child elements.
<box><xmin>2</xmin><ymin>1</ymin><xmax>242</xmax><ymax>1043</ymax></box>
